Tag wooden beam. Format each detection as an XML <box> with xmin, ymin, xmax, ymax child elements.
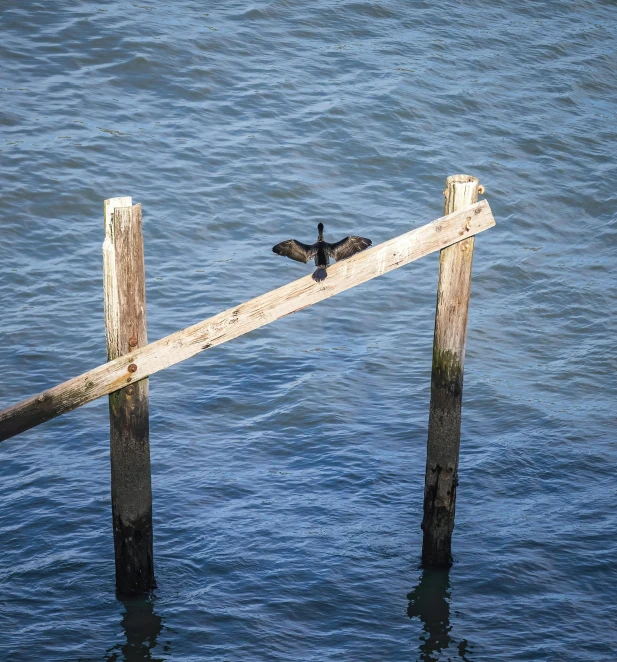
<box><xmin>422</xmin><ymin>174</ymin><xmax>481</xmax><ymax>567</ymax></box>
<box><xmin>104</xmin><ymin>202</ymin><xmax>155</xmax><ymax>594</ymax></box>
<box><xmin>0</xmin><ymin>200</ymin><xmax>495</xmax><ymax>443</ymax></box>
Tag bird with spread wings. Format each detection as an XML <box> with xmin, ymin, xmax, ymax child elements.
<box><xmin>273</xmin><ymin>222</ymin><xmax>372</xmax><ymax>282</ymax></box>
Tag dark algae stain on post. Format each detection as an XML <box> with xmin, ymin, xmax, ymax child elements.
<box><xmin>430</xmin><ymin>348</ymin><xmax>464</xmax><ymax>399</ymax></box>
<box><xmin>423</xmin><ymin>346</ymin><xmax>464</xmax><ymax>568</ymax></box>
<box><xmin>1</xmin><ymin>1</ymin><xmax>617</xmax><ymax>660</ymax></box>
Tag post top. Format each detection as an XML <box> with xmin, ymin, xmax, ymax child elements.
<box><xmin>446</xmin><ymin>174</ymin><xmax>478</xmax><ymax>185</ymax></box>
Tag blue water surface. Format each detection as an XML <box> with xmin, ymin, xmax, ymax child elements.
<box><xmin>1</xmin><ymin>1</ymin><xmax>616</xmax><ymax>660</ymax></box>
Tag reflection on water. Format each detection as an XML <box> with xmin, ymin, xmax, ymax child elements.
<box><xmin>104</xmin><ymin>596</ymin><xmax>169</xmax><ymax>662</ymax></box>
<box><xmin>407</xmin><ymin>569</ymin><xmax>473</xmax><ymax>661</ymax></box>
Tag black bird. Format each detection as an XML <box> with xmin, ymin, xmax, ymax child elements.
<box><xmin>273</xmin><ymin>223</ymin><xmax>372</xmax><ymax>282</ymax></box>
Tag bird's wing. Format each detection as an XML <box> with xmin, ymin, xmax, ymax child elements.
<box><xmin>272</xmin><ymin>239</ymin><xmax>317</xmax><ymax>263</ymax></box>
<box><xmin>327</xmin><ymin>236</ymin><xmax>372</xmax><ymax>261</ymax></box>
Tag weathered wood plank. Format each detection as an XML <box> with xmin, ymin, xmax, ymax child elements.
<box><xmin>0</xmin><ymin>200</ymin><xmax>495</xmax><ymax>443</ymax></box>
<box><xmin>422</xmin><ymin>174</ymin><xmax>481</xmax><ymax>567</ymax></box>
<box><xmin>105</xmin><ymin>203</ymin><xmax>155</xmax><ymax>594</ymax></box>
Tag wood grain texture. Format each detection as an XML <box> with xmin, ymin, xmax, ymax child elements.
<box><xmin>103</xmin><ymin>197</ymin><xmax>132</xmax><ymax>359</ymax></box>
<box><xmin>106</xmin><ymin>203</ymin><xmax>155</xmax><ymax>594</ymax></box>
<box><xmin>422</xmin><ymin>174</ymin><xmax>480</xmax><ymax>567</ymax></box>
<box><xmin>0</xmin><ymin>200</ymin><xmax>495</xmax><ymax>443</ymax></box>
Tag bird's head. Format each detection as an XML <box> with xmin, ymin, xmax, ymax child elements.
<box><xmin>317</xmin><ymin>222</ymin><xmax>324</xmax><ymax>236</ymax></box>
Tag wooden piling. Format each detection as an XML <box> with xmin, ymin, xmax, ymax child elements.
<box><xmin>421</xmin><ymin>174</ymin><xmax>480</xmax><ymax>567</ymax></box>
<box><xmin>103</xmin><ymin>198</ymin><xmax>155</xmax><ymax>594</ymax></box>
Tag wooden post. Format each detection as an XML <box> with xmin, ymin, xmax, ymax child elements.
<box><xmin>103</xmin><ymin>198</ymin><xmax>155</xmax><ymax>594</ymax></box>
<box><xmin>422</xmin><ymin>174</ymin><xmax>481</xmax><ymax>567</ymax></box>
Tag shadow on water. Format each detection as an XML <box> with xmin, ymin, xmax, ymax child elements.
<box><xmin>407</xmin><ymin>568</ymin><xmax>473</xmax><ymax>662</ymax></box>
<box><xmin>103</xmin><ymin>595</ymin><xmax>170</xmax><ymax>662</ymax></box>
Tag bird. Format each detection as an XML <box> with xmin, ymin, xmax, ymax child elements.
<box><xmin>272</xmin><ymin>223</ymin><xmax>372</xmax><ymax>282</ymax></box>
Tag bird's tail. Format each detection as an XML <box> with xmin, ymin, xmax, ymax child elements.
<box><xmin>312</xmin><ymin>267</ymin><xmax>327</xmax><ymax>282</ymax></box>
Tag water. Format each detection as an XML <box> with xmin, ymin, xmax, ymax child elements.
<box><xmin>1</xmin><ymin>1</ymin><xmax>616</xmax><ymax>659</ymax></box>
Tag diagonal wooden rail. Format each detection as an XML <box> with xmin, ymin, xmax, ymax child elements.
<box><xmin>0</xmin><ymin>200</ymin><xmax>494</xmax><ymax>443</ymax></box>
